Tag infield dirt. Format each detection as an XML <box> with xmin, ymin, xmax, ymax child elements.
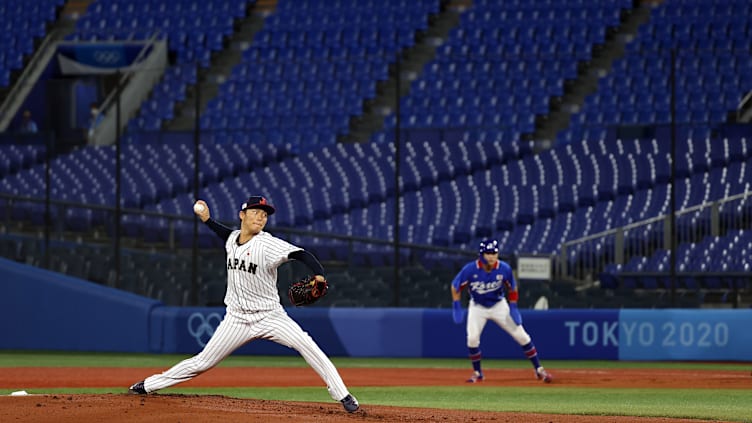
<box><xmin>1</xmin><ymin>367</ymin><xmax>749</xmax><ymax>422</ymax></box>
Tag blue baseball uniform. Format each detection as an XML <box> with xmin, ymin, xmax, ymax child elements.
<box><xmin>451</xmin><ymin>239</ymin><xmax>552</xmax><ymax>383</ymax></box>
<box><xmin>451</xmin><ymin>258</ymin><xmax>515</xmax><ymax>308</ymax></box>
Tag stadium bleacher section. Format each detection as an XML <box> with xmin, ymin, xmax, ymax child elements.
<box><xmin>195</xmin><ymin>0</ymin><xmax>440</xmax><ymax>153</ymax></box>
<box><xmin>0</xmin><ymin>0</ymin><xmax>64</xmax><ymax>87</ymax></box>
<box><xmin>371</xmin><ymin>0</ymin><xmax>633</xmax><ymax>146</ymax></box>
<box><xmin>69</xmin><ymin>0</ymin><xmax>256</xmax><ymax>133</ymax></box>
<box><xmin>0</xmin><ymin>0</ymin><xmax>751</xmax><ymax>308</ymax></box>
<box><xmin>562</xmin><ymin>0</ymin><xmax>752</xmax><ymax>144</ymax></box>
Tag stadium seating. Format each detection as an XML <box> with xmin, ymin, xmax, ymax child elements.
<box><xmin>559</xmin><ymin>0</ymin><xmax>752</xmax><ymax>145</ymax></box>
<box><xmin>0</xmin><ymin>0</ymin><xmax>63</xmax><ymax>87</ymax></box>
<box><xmin>1</xmin><ymin>0</ymin><xmax>751</xmax><ymax>308</ymax></box>
<box><xmin>0</xmin><ymin>145</ymin><xmax>45</xmax><ymax>180</ymax></box>
<box><xmin>2</xmin><ymin>128</ymin><xmax>750</xmax><ymax>264</ymax></box>
<box><xmin>70</xmin><ymin>0</ymin><xmax>247</xmax><ymax>62</ymax></box>
<box><xmin>599</xmin><ymin>229</ymin><xmax>752</xmax><ymax>293</ymax></box>
<box><xmin>68</xmin><ymin>0</ymin><xmax>256</xmax><ymax>135</ymax></box>
<box><xmin>371</xmin><ymin>0</ymin><xmax>634</xmax><ymax>147</ymax></box>
<box><xmin>197</xmin><ymin>0</ymin><xmax>440</xmax><ymax>153</ymax></box>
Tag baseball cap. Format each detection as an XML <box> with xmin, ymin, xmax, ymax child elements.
<box><xmin>478</xmin><ymin>239</ymin><xmax>499</xmax><ymax>254</ymax></box>
<box><xmin>240</xmin><ymin>195</ymin><xmax>275</xmax><ymax>215</ymax></box>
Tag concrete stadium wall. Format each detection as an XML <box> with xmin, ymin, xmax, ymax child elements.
<box><xmin>2</xmin><ymin>258</ymin><xmax>751</xmax><ymax>361</ymax></box>
<box><xmin>0</xmin><ymin>258</ymin><xmax>160</xmax><ymax>352</ymax></box>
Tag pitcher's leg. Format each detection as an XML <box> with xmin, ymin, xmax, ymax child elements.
<box><xmin>263</xmin><ymin>311</ymin><xmax>350</xmax><ymax>401</ymax></box>
<box><xmin>144</xmin><ymin>315</ymin><xmax>249</xmax><ymax>392</ymax></box>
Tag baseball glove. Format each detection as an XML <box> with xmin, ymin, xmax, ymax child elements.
<box><xmin>288</xmin><ymin>275</ymin><xmax>328</xmax><ymax>306</ymax></box>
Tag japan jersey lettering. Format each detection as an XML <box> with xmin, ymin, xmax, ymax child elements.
<box><xmin>224</xmin><ymin>230</ymin><xmax>300</xmax><ymax>312</ymax></box>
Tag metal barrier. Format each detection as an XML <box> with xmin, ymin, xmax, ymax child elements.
<box><xmin>0</xmin><ymin>192</ymin><xmax>474</xmax><ymax>308</ymax></box>
<box><xmin>559</xmin><ymin>190</ymin><xmax>752</xmax><ymax>285</ymax></box>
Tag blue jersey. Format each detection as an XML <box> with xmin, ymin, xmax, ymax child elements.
<box><xmin>451</xmin><ymin>259</ymin><xmax>517</xmax><ymax>308</ymax></box>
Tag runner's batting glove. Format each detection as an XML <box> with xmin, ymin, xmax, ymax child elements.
<box><xmin>509</xmin><ymin>302</ymin><xmax>523</xmax><ymax>325</ymax></box>
<box><xmin>452</xmin><ymin>300</ymin><xmax>465</xmax><ymax>324</ymax></box>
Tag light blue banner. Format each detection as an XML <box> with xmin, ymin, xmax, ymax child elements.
<box><xmin>2</xmin><ymin>257</ymin><xmax>751</xmax><ymax>361</ymax></box>
<box><xmin>618</xmin><ymin>309</ymin><xmax>752</xmax><ymax>360</ymax></box>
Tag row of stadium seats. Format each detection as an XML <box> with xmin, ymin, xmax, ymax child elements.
<box><xmin>1</xmin><ymin>0</ymin><xmax>750</xmax><ymax>304</ymax></box>
<box><xmin>599</xmin><ymin>229</ymin><xmax>752</xmax><ymax>291</ymax></box>
<box><xmin>196</xmin><ymin>0</ymin><xmax>439</xmax><ymax>150</ymax></box>
<box><xmin>7</xmin><ymin>0</ymin><xmax>747</xmax><ymax>160</ymax></box>
<box><xmin>2</xmin><ymin>131</ymin><xmax>749</xmax><ymax>260</ymax></box>
<box><xmin>69</xmin><ymin>0</ymin><xmax>255</xmax><ymax>138</ymax></box>
<box><xmin>57</xmin><ymin>0</ymin><xmax>750</xmax><ymax>154</ymax></box>
<box><xmin>369</xmin><ymin>0</ymin><xmax>634</xmax><ymax>146</ymax></box>
<box><xmin>0</xmin><ymin>0</ymin><xmax>63</xmax><ymax>87</ymax></box>
<box><xmin>70</xmin><ymin>0</ymin><xmax>252</xmax><ymax>66</ymax></box>
<box><xmin>560</xmin><ymin>0</ymin><xmax>752</xmax><ymax>145</ymax></box>
<box><xmin>0</xmin><ymin>233</ymin><xmax>464</xmax><ymax>307</ymax></box>
<box><xmin>119</xmin><ymin>0</ymin><xmax>437</xmax><ymax>150</ymax></box>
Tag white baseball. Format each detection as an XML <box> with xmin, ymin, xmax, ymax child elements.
<box><xmin>193</xmin><ymin>203</ymin><xmax>206</xmax><ymax>213</ymax></box>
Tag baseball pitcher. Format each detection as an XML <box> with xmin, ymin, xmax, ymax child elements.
<box><xmin>450</xmin><ymin>239</ymin><xmax>553</xmax><ymax>383</ymax></box>
<box><xmin>128</xmin><ymin>196</ymin><xmax>360</xmax><ymax>413</ymax></box>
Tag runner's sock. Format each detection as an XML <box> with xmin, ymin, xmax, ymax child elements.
<box><xmin>522</xmin><ymin>342</ymin><xmax>541</xmax><ymax>369</ymax></box>
<box><xmin>468</xmin><ymin>347</ymin><xmax>482</xmax><ymax>374</ymax></box>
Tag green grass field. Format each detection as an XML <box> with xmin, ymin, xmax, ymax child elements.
<box><xmin>1</xmin><ymin>351</ymin><xmax>750</xmax><ymax>422</ymax></box>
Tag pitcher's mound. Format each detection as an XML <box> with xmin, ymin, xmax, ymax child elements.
<box><xmin>0</xmin><ymin>394</ymin><xmax>721</xmax><ymax>423</ymax></box>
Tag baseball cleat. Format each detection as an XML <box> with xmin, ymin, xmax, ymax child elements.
<box><xmin>128</xmin><ymin>381</ymin><xmax>147</xmax><ymax>394</ymax></box>
<box><xmin>536</xmin><ymin>367</ymin><xmax>553</xmax><ymax>383</ymax></box>
<box><xmin>340</xmin><ymin>394</ymin><xmax>359</xmax><ymax>413</ymax></box>
<box><xmin>466</xmin><ymin>371</ymin><xmax>484</xmax><ymax>383</ymax></box>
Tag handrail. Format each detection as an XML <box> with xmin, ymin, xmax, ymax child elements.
<box><xmin>0</xmin><ymin>192</ymin><xmax>473</xmax><ymax>257</ymax></box>
<box><xmin>89</xmin><ymin>33</ymin><xmax>166</xmax><ymax>145</ymax></box>
<box><xmin>96</xmin><ymin>32</ymin><xmax>161</xmax><ymax>122</ymax></box>
<box><xmin>562</xmin><ymin>189</ymin><xmax>752</xmax><ymax>248</ymax></box>
<box><xmin>737</xmin><ymin>89</ymin><xmax>752</xmax><ymax>123</ymax></box>
<box><xmin>0</xmin><ymin>28</ymin><xmax>63</xmax><ymax>131</ymax></box>
<box><xmin>558</xmin><ymin>189</ymin><xmax>752</xmax><ymax>283</ymax></box>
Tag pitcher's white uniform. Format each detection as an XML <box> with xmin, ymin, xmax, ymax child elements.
<box><xmin>132</xmin><ymin>197</ymin><xmax>357</xmax><ymax>411</ymax></box>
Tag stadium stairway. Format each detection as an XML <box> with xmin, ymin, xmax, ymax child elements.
<box><xmin>0</xmin><ymin>0</ymin><xmax>70</xmax><ymax>126</ymax></box>
<box><xmin>556</xmin><ymin>0</ymin><xmax>752</xmax><ymax>146</ymax></box>
<box><xmin>528</xmin><ymin>0</ymin><xmax>650</xmax><ymax>148</ymax></box>
<box><xmin>367</xmin><ymin>0</ymin><xmax>638</xmax><ymax>150</ymax></box>
<box><xmin>344</xmin><ymin>0</ymin><xmax>464</xmax><ymax>143</ymax></box>
<box><xmin>165</xmin><ymin>1</ymin><xmax>271</xmax><ymax>131</ymax></box>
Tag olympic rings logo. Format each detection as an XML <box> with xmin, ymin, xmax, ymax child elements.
<box><xmin>187</xmin><ymin>312</ymin><xmax>222</xmax><ymax>347</ymax></box>
<box><xmin>92</xmin><ymin>50</ymin><xmax>122</xmax><ymax>65</ymax></box>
